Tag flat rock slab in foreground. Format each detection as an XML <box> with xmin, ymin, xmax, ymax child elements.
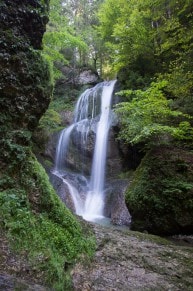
<box><xmin>72</xmin><ymin>224</ymin><xmax>193</xmax><ymax>290</ymax></box>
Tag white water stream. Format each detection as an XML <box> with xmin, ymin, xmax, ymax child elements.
<box><xmin>53</xmin><ymin>80</ymin><xmax>116</xmax><ymax>222</ymax></box>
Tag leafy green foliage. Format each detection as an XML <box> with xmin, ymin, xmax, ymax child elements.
<box><xmin>33</xmin><ymin>94</ymin><xmax>74</xmax><ymax>152</ymax></box>
<box><xmin>98</xmin><ymin>0</ymin><xmax>193</xmax><ymax>85</ymax></box>
<box><xmin>96</xmin><ymin>0</ymin><xmax>193</xmax><ymax>237</ymax></box>
<box><xmin>97</xmin><ymin>0</ymin><xmax>156</xmax><ymax>75</ymax></box>
<box><xmin>43</xmin><ymin>0</ymin><xmax>88</xmax><ymax>80</ymax></box>
<box><xmin>0</xmin><ymin>154</ymin><xmax>95</xmax><ymax>289</ymax></box>
<box><xmin>43</xmin><ymin>0</ymin><xmax>106</xmax><ymax>80</ymax></box>
<box><xmin>0</xmin><ymin>130</ymin><xmax>32</xmax><ymax>169</ymax></box>
<box><xmin>173</xmin><ymin>121</ymin><xmax>193</xmax><ymax>141</ymax></box>
<box><xmin>62</xmin><ymin>0</ymin><xmax>104</xmax><ymax>71</ymax></box>
<box><xmin>115</xmin><ymin>81</ymin><xmax>192</xmax><ymax>146</ymax></box>
<box><xmin>49</xmin><ymin>94</ymin><xmax>74</xmax><ymax>112</ymax></box>
<box><xmin>160</xmin><ymin>61</ymin><xmax>193</xmax><ymax>115</ymax></box>
<box><xmin>38</xmin><ymin>108</ymin><xmax>62</xmax><ymax>131</ymax></box>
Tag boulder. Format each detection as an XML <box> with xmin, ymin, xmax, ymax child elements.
<box><xmin>54</xmin><ymin>66</ymin><xmax>101</xmax><ymax>101</ymax></box>
<box><xmin>49</xmin><ymin>172</ymin><xmax>76</xmax><ymax>213</ymax></box>
<box><xmin>126</xmin><ymin>146</ymin><xmax>193</xmax><ymax>235</ymax></box>
<box><xmin>76</xmin><ymin>69</ymin><xmax>100</xmax><ymax>85</ymax></box>
<box><xmin>104</xmin><ymin>180</ymin><xmax>132</xmax><ymax>226</ymax></box>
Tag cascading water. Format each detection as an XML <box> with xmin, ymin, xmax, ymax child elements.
<box><xmin>53</xmin><ymin>80</ymin><xmax>117</xmax><ymax>222</ymax></box>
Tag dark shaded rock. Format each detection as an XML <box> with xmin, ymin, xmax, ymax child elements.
<box><xmin>49</xmin><ymin>172</ymin><xmax>75</xmax><ymax>212</ymax></box>
<box><xmin>111</xmin><ymin>197</ymin><xmax>132</xmax><ymax>226</ymax></box>
<box><xmin>104</xmin><ymin>180</ymin><xmax>131</xmax><ymax>226</ymax></box>
<box><xmin>50</xmin><ymin>171</ymin><xmax>89</xmax><ymax>213</ymax></box>
<box><xmin>117</xmin><ymin>140</ymin><xmax>145</xmax><ymax>171</ymax></box>
<box><xmin>106</xmin><ymin>128</ymin><xmax>123</xmax><ymax>178</ymax></box>
<box><xmin>44</xmin><ymin>131</ymin><xmax>60</xmax><ymax>162</ymax></box>
<box><xmin>0</xmin><ymin>0</ymin><xmax>52</xmax><ymax>285</ymax></box>
<box><xmin>0</xmin><ymin>0</ymin><xmax>49</xmax><ymax>50</ymax></box>
<box><xmin>126</xmin><ymin>146</ymin><xmax>193</xmax><ymax>235</ymax></box>
<box><xmin>0</xmin><ymin>0</ymin><xmax>52</xmax><ymax>142</ymax></box>
<box><xmin>169</xmin><ymin>234</ymin><xmax>193</xmax><ymax>247</ymax></box>
<box><xmin>0</xmin><ymin>274</ymin><xmax>48</xmax><ymax>291</ymax></box>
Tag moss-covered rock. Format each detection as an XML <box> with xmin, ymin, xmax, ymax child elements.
<box><xmin>0</xmin><ymin>0</ymin><xmax>52</xmax><ymax>137</ymax></box>
<box><xmin>0</xmin><ymin>154</ymin><xmax>95</xmax><ymax>289</ymax></box>
<box><xmin>0</xmin><ymin>1</ymin><xmax>95</xmax><ymax>289</ymax></box>
<box><xmin>0</xmin><ymin>0</ymin><xmax>53</xmax><ymax>175</ymax></box>
<box><xmin>126</xmin><ymin>146</ymin><xmax>193</xmax><ymax>235</ymax></box>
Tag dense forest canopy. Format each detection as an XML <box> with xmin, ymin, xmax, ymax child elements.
<box><xmin>43</xmin><ymin>0</ymin><xmax>193</xmax><ymax>149</ymax></box>
<box><xmin>43</xmin><ymin>0</ymin><xmax>104</xmax><ymax>79</ymax></box>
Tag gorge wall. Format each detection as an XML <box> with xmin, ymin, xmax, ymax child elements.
<box><xmin>0</xmin><ymin>1</ymin><xmax>94</xmax><ymax>289</ymax></box>
<box><xmin>0</xmin><ymin>0</ymin><xmax>51</xmax><ymax>140</ymax></box>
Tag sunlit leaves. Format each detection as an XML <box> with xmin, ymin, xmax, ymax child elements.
<box><xmin>43</xmin><ymin>0</ymin><xmax>88</xmax><ymax>80</ymax></box>
<box><xmin>97</xmin><ymin>0</ymin><xmax>193</xmax><ymax>81</ymax></box>
<box><xmin>115</xmin><ymin>81</ymin><xmax>192</xmax><ymax>146</ymax></box>
<box><xmin>98</xmin><ymin>0</ymin><xmax>154</xmax><ymax>72</ymax></box>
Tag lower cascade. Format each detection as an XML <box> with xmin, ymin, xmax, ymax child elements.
<box><xmin>52</xmin><ymin>80</ymin><xmax>131</xmax><ymax>225</ymax></box>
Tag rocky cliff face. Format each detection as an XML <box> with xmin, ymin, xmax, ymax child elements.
<box><xmin>0</xmin><ymin>1</ymin><xmax>52</xmax><ymax>288</ymax></box>
<box><xmin>55</xmin><ymin>66</ymin><xmax>101</xmax><ymax>98</ymax></box>
<box><xmin>0</xmin><ymin>2</ymin><xmax>95</xmax><ymax>290</ymax></box>
<box><xmin>0</xmin><ymin>0</ymin><xmax>52</xmax><ymax>153</ymax></box>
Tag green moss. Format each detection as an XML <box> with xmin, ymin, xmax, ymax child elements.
<box><xmin>118</xmin><ymin>170</ymin><xmax>134</xmax><ymax>180</ymax></box>
<box><xmin>0</xmin><ymin>154</ymin><xmax>95</xmax><ymax>289</ymax></box>
<box><xmin>126</xmin><ymin>146</ymin><xmax>193</xmax><ymax>235</ymax></box>
<box><xmin>49</xmin><ymin>96</ymin><xmax>74</xmax><ymax>113</ymax></box>
<box><xmin>32</xmin><ymin>90</ymin><xmax>75</xmax><ymax>155</ymax></box>
<box><xmin>44</xmin><ymin>159</ymin><xmax>54</xmax><ymax>168</ymax></box>
<box><xmin>38</xmin><ymin>109</ymin><xmax>62</xmax><ymax>131</ymax></box>
<box><xmin>0</xmin><ymin>33</ymin><xmax>53</xmax><ymax>132</ymax></box>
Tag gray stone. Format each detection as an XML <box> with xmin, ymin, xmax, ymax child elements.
<box><xmin>0</xmin><ymin>274</ymin><xmax>49</xmax><ymax>291</ymax></box>
<box><xmin>104</xmin><ymin>180</ymin><xmax>132</xmax><ymax>226</ymax></box>
<box><xmin>60</xmin><ymin>110</ymin><xmax>73</xmax><ymax>126</ymax></box>
<box><xmin>76</xmin><ymin>69</ymin><xmax>100</xmax><ymax>85</ymax></box>
<box><xmin>72</xmin><ymin>223</ymin><xmax>193</xmax><ymax>290</ymax></box>
<box><xmin>44</xmin><ymin>131</ymin><xmax>59</xmax><ymax>162</ymax></box>
<box><xmin>49</xmin><ymin>172</ymin><xmax>76</xmax><ymax>212</ymax></box>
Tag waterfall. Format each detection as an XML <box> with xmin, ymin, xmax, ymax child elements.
<box><xmin>53</xmin><ymin>80</ymin><xmax>116</xmax><ymax>222</ymax></box>
<box><xmin>54</xmin><ymin>124</ymin><xmax>74</xmax><ymax>173</ymax></box>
